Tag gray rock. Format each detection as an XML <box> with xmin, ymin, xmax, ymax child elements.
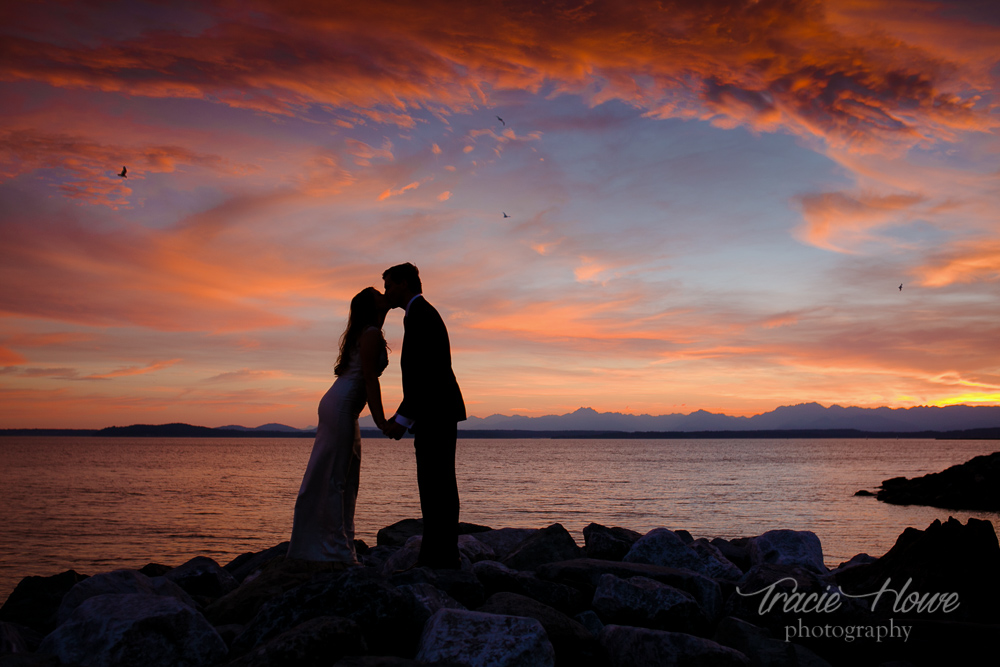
<box><xmin>377</xmin><ymin>519</ymin><xmax>424</xmax><ymax>548</ymax></box>
<box><xmin>599</xmin><ymin>624</ymin><xmax>750</xmax><ymax>667</ymax></box>
<box><xmin>748</xmin><ymin>531</ymin><xmax>827</xmax><ymax>574</ymax></box>
<box><xmin>592</xmin><ymin>574</ymin><xmax>707</xmax><ymax>635</ymax></box>
<box><xmin>583</xmin><ymin>523</ymin><xmax>642</xmax><ymax>561</ymax></box>
<box><xmin>224</xmin><ymin>543</ymin><xmax>289</xmax><ymax>584</ymax></box>
<box><xmin>165</xmin><ymin>556</ymin><xmax>239</xmax><ymax>599</ymax></box>
<box><xmin>829</xmin><ymin>553</ymin><xmax>876</xmax><ymax>576</ymax></box>
<box><xmin>624</xmin><ymin>528</ymin><xmax>742</xmax><ymax>581</ymax></box>
<box><xmin>374</xmin><ymin>519</ymin><xmax>491</xmax><ymax>548</ymax></box>
<box><xmin>691</xmin><ymin>539</ymin><xmax>745</xmax><ymax>581</ymax></box>
<box><xmin>415</xmin><ymin>608</ymin><xmax>555</xmax><ymax>666</ymax></box>
<box><xmin>363</xmin><ymin>546</ymin><xmax>400</xmax><ymax>572</ymax></box>
<box><xmin>479</xmin><ymin>592</ymin><xmax>600</xmax><ymax>666</ymax></box>
<box><xmin>232</xmin><ymin>567</ymin><xmax>412</xmax><ymax>657</ymax></box>
<box><xmin>0</xmin><ymin>570</ymin><xmax>88</xmax><ymax>634</ymax></box>
<box><xmin>470</xmin><ymin>528</ymin><xmax>538</xmax><ymax>560</ymax></box>
<box><xmin>223</xmin><ymin>616</ymin><xmax>366</xmax><ymax>667</ymax></box>
<box><xmin>38</xmin><ymin>593</ymin><xmax>226</xmax><ymax>667</ymax></box>
<box><xmin>713</xmin><ymin>616</ymin><xmax>831</xmax><ymax>667</ymax></box>
<box><xmin>56</xmin><ymin>569</ymin><xmax>196</xmax><ymax>626</ymax></box>
<box><xmin>396</xmin><ymin>583</ymin><xmax>466</xmax><ymax>627</ymax></box>
<box><xmin>0</xmin><ymin>622</ymin><xmax>43</xmax><ymax>654</ymax></box>
<box><xmin>391</xmin><ymin>567</ymin><xmax>485</xmax><ymax>610</ymax></box>
<box><xmin>538</xmin><ymin>558</ymin><xmax>724</xmax><ymax>622</ymax></box>
<box><xmin>711</xmin><ymin>538</ymin><xmax>752</xmax><ymax>573</ymax></box>
<box><xmin>458</xmin><ymin>534</ymin><xmax>497</xmax><ymax>563</ymax></box>
<box><xmin>502</xmin><ymin>524</ymin><xmax>582</xmax><ymax>571</ymax></box>
<box><xmin>574</xmin><ymin>610</ymin><xmax>604</xmax><ymax>637</ymax></box>
<box><xmin>381</xmin><ymin>537</ymin><xmax>421</xmax><ymax>576</ymax></box>
<box><xmin>205</xmin><ymin>557</ymin><xmax>345</xmax><ymax>626</ymax></box>
<box><xmin>472</xmin><ymin>561</ymin><xmax>588</xmax><ymax>615</ymax></box>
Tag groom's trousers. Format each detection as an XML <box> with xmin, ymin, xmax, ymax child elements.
<box><xmin>413</xmin><ymin>420</ymin><xmax>460</xmax><ymax>569</ymax></box>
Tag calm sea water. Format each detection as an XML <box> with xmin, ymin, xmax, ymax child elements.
<box><xmin>2</xmin><ymin>436</ymin><xmax>998</xmax><ymax>604</ymax></box>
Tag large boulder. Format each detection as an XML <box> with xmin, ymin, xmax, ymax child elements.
<box><xmin>710</xmin><ymin>538</ymin><xmax>752</xmax><ymax>573</ymax></box>
<box><xmin>537</xmin><ymin>558</ymin><xmax>723</xmax><ymax>622</ymax></box>
<box><xmin>224</xmin><ymin>543</ymin><xmax>289</xmax><ymax>584</ymax></box>
<box><xmin>478</xmin><ymin>592</ymin><xmax>601</xmax><ymax>666</ymax></box>
<box><xmin>389</xmin><ymin>567</ymin><xmax>485</xmax><ymax>609</ymax></box>
<box><xmin>472</xmin><ymin>561</ymin><xmax>588</xmax><ymax>615</ymax></box>
<box><xmin>231</xmin><ymin>567</ymin><xmax>412</xmax><ymax>657</ymax></box>
<box><xmin>502</xmin><ymin>524</ymin><xmax>582</xmax><ymax>571</ymax></box>
<box><xmin>165</xmin><ymin>556</ymin><xmax>239</xmax><ymax>599</ymax></box>
<box><xmin>583</xmin><ymin>524</ymin><xmax>642</xmax><ymax>561</ymax></box>
<box><xmin>624</xmin><ymin>528</ymin><xmax>743</xmax><ymax>581</ymax></box>
<box><xmin>396</xmin><ymin>583</ymin><xmax>466</xmax><ymax>627</ymax></box>
<box><xmin>56</xmin><ymin>570</ymin><xmax>196</xmax><ymax>626</ymax></box>
<box><xmin>591</xmin><ymin>574</ymin><xmax>708</xmax><ymax>635</ymax></box>
<box><xmin>747</xmin><ymin>531</ymin><xmax>827</xmax><ymax>574</ymax></box>
<box><xmin>375</xmin><ymin>519</ymin><xmax>491</xmax><ymax>548</ymax></box>
<box><xmin>205</xmin><ymin>557</ymin><xmax>342</xmax><ymax>626</ymax></box>
<box><xmin>713</xmin><ymin>615</ymin><xmax>831</xmax><ymax>667</ymax></box>
<box><xmin>223</xmin><ymin>616</ymin><xmax>366</xmax><ymax>667</ymax></box>
<box><xmin>834</xmin><ymin>516</ymin><xmax>1000</xmax><ymax>622</ymax></box>
<box><xmin>0</xmin><ymin>571</ymin><xmax>89</xmax><ymax>634</ymax></box>
<box><xmin>598</xmin><ymin>625</ymin><xmax>749</xmax><ymax>667</ymax></box>
<box><xmin>470</xmin><ymin>528</ymin><xmax>538</xmax><ymax>561</ymax></box>
<box><xmin>876</xmin><ymin>451</ymin><xmax>1000</xmax><ymax>510</ymax></box>
<box><xmin>38</xmin><ymin>593</ymin><xmax>226</xmax><ymax>667</ymax></box>
<box><xmin>415</xmin><ymin>608</ymin><xmax>555</xmax><ymax>667</ymax></box>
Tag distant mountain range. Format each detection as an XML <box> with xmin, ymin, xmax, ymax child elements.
<box><xmin>352</xmin><ymin>402</ymin><xmax>1000</xmax><ymax>433</ymax></box>
<box><xmin>6</xmin><ymin>403</ymin><xmax>999</xmax><ymax>438</ymax></box>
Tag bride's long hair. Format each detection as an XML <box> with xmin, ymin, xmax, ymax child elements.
<box><xmin>334</xmin><ymin>287</ymin><xmax>386</xmax><ymax>376</ymax></box>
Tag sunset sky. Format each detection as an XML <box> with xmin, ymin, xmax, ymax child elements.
<box><xmin>2</xmin><ymin>0</ymin><xmax>999</xmax><ymax>428</ymax></box>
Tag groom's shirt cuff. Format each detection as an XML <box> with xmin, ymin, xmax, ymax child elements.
<box><xmin>394</xmin><ymin>413</ymin><xmax>415</xmax><ymax>429</ymax></box>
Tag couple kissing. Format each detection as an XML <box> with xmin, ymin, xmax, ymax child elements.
<box><xmin>287</xmin><ymin>262</ymin><xmax>466</xmax><ymax>570</ymax></box>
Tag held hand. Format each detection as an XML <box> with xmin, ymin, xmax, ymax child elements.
<box><xmin>382</xmin><ymin>420</ymin><xmax>406</xmax><ymax>440</ymax></box>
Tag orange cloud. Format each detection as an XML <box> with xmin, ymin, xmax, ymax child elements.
<box><xmin>918</xmin><ymin>240</ymin><xmax>1000</xmax><ymax>287</ymax></box>
<box><xmin>6</xmin><ymin>0</ymin><xmax>991</xmax><ymax>154</ymax></box>
<box><xmin>377</xmin><ymin>180</ymin><xmax>420</xmax><ymax>200</ymax></box>
<box><xmin>795</xmin><ymin>190</ymin><xmax>927</xmax><ymax>252</ymax></box>
<box><xmin>83</xmin><ymin>359</ymin><xmax>181</xmax><ymax>380</ymax></box>
<box><xmin>0</xmin><ymin>129</ymin><xmax>252</xmax><ymax>208</ymax></box>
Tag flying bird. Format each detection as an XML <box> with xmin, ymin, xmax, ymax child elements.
<box><xmin>118</xmin><ymin>166</ymin><xmax>127</xmax><ymax>178</ymax></box>
<box><xmin>899</xmin><ymin>283</ymin><xmax>903</xmax><ymax>291</ymax></box>
<box><xmin>497</xmin><ymin>116</ymin><xmax>505</xmax><ymax>126</ymax></box>
<box><xmin>503</xmin><ymin>212</ymin><xmax>510</xmax><ymax>218</ymax></box>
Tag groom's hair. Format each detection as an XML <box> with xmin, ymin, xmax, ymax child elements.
<box><xmin>383</xmin><ymin>262</ymin><xmax>422</xmax><ymax>293</ymax></box>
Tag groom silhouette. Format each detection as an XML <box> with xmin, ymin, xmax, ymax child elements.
<box><xmin>381</xmin><ymin>263</ymin><xmax>466</xmax><ymax>569</ymax></box>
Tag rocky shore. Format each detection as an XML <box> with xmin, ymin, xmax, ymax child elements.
<box><xmin>875</xmin><ymin>451</ymin><xmax>1000</xmax><ymax>511</ymax></box>
<box><xmin>1</xmin><ymin>516</ymin><xmax>998</xmax><ymax>667</ymax></box>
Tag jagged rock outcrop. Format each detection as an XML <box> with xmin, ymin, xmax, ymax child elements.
<box><xmin>876</xmin><ymin>451</ymin><xmax>1000</xmax><ymax>510</ymax></box>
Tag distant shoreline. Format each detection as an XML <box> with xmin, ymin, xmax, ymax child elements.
<box><xmin>2</xmin><ymin>424</ymin><xmax>998</xmax><ymax>439</ymax></box>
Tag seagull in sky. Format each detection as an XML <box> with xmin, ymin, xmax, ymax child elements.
<box><xmin>503</xmin><ymin>211</ymin><xmax>510</xmax><ymax>218</ymax></box>
<box><xmin>899</xmin><ymin>283</ymin><xmax>903</xmax><ymax>291</ymax></box>
<box><xmin>118</xmin><ymin>166</ymin><xmax>127</xmax><ymax>178</ymax></box>
<box><xmin>497</xmin><ymin>115</ymin><xmax>505</xmax><ymax>126</ymax></box>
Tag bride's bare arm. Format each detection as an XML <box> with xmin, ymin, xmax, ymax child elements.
<box><xmin>360</xmin><ymin>328</ymin><xmax>387</xmax><ymax>429</ymax></box>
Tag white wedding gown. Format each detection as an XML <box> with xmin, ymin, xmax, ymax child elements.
<box><xmin>287</xmin><ymin>329</ymin><xmax>387</xmax><ymax>562</ymax></box>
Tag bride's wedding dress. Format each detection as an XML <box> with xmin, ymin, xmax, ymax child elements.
<box><xmin>287</xmin><ymin>327</ymin><xmax>387</xmax><ymax>562</ymax></box>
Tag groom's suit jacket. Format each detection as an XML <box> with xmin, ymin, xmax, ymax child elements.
<box><xmin>398</xmin><ymin>296</ymin><xmax>466</xmax><ymax>426</ymax></box>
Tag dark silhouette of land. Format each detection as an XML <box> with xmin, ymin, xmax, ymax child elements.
<box><xmin>2</xmin><ymin>424</ymin><xmax>998</xmax><ymax>439</ymax></box>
